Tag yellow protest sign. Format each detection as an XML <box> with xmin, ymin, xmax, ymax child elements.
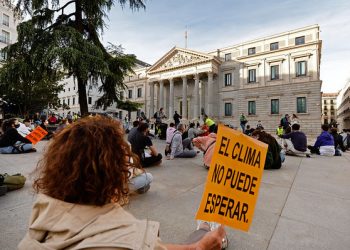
<box><xmin>25</xmin><ymin>126</ymin><xmax>48</xmax><ymax>145</ymax></box>
<box><xmin>196</xmin><ymin>124</ymin><xmax>268</xmax><ymax>232</ymax></box>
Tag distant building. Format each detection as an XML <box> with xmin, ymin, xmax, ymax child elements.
<box><xmin>0</xmin><ymin>3</ymin><xmax>18</xmax><ymax>61</ymax></box>
<box><xmin>57</xmin><ymin>25</ymin><xmax>323</xmax><ymax>136</ymax></box>
<box><xmin>337</xmin><ymin>81</ymin><xmax>350</xmax><ymax>130</ymax></box>
<box><xmin>321</xmin><ymin>93</ymin><xmax>338</xmax><ymax>125</ymax></box>
<box><xmin>0</xmin><ymin>3</ymin><xmax>19</xmax><ymax>119</ymax></box>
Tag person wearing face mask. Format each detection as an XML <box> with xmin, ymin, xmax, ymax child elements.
<box><xmin>0</xmin><ymin>118</ymin><xmax>35</xmax><ymax>154</ymax></box>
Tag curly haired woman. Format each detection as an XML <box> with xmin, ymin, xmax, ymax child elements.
<box><xmin>19</xmin><ymin>116</ymin><xmax>225</xmax><ymax>250</ymax></box>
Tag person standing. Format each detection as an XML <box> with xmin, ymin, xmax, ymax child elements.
<box><xmin>280</xmin><ymin>114</ymin><xmax>291</xmax><ymax>133</ymax></box>
<box><xmin>173</xmin><ymin>111</ymin><xmax>182</xmax><ymax>127</ymax></box>
<box><xmin>239</xmin><ymin>113</ymin><xmax>248</xmax><ymax>133</ymax></box>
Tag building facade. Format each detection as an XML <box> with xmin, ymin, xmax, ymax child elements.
<box><xmin>321</xmin><ymin>93</ymin><xmax>338</xmax><ymax>125</ymax></box>
<box><xmin>58</xmin><ymin>25</ymin><xmax>323</xmax><ymax>136</ymax></box>
<box><xmin>337</xmin><ymin>81</ymin><xmax>350</xmax><ymax>130</ymax></box>
<box><xmin>0</xmin><ymin>3</ymin><xmax>19</xmax><ymax>119</ymax></box>
<box><xmin>0</xmin><ymin>3</ymin><xmax>18</xmax><ymax>60</ymax></box>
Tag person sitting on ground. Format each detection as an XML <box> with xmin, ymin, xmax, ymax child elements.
<box><xmin>127</xmin><ymin>120</ymin><xmax>140</xmax><ymax>143</ymax></box>
<box><xmin>16</xmin><ymin>119</ymin><xmax>32</xmax><ymax>137</ymax></box>
<box><xmin>0</xmin><ymin>118</ymin><xmax>35</xmax><ymax>154</ymax></box>
<box><xmin>19</xmin><ymin>116</ymin><xmax>226</xmax><ymax>249</ymax></box>
<box><xmin>256</xmin><ymin>120</ymin><xmax>264</xmax><ymax>130</ymax></box>
<box><xmin>48</xmin><ymin>114</ymin><xmax>57</xmax><ymax>125</ymax></box>
<box><xmin>276</xmin><ymin>124</ymin><xmax>284</xmax><ymax>137</ymax></box>
<box><xmin>193</xmin><ymin>128</ymin><xmax>217</xmax><ymax>169</ymax></box>
<box><xmin>166</xmin><ymin>122</ymin><xmax>176</xmax><ymax>144</ymax></box>
<box><xmin>204</xmin><ymin>115</ymin><xmax>216</xmax><ymax>133</ymax></box>
<box><xmin>244</xmin><ymin>125</ymin><xmax>255</xmax><ymax>136</ymax></box>
<box><xmin>279</xmin><ymin>123</ymin><xmax>310</xmax><ymax>156</ymax></box>
<box><xmin>252</xmin><ymin>130</ymin><xmax>284</xmax><ymax>169</ymax></box>
<box><xmin>55</xmin><ymin>119</ymin><xmax>69</xmax><ymax>135</ymax></box>
<box><xmin>308</xmin><ymin>124</ymin><xmax>335</xmax><ymax>156</ymax></box>
<box><xmin>330</xmin><ymin>127</ymin><xmax>346</xmax><ymax>155</ymax></box>
<box><xmin>128</xmin><ymin>156</ymin><xmax>153</xmax><ymax>194</ymax></box>
<box><xmin>168</xmin><ymin>124</ymin><xmax>197</xmax><ymax>159</ymax></box>
<box><xmin>130</xmin><ymin>122</ymin><xmax>162</xmax><ymax>167</ymax></box>
<box><xmin>188</xmin><ymin>122</ymin><xmax>204</xmax><ymax>140</ymax></box>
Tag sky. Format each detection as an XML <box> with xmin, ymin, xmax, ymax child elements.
<box><xmin>100</xmin><ymin>0</ymin><xmax>350</xmax><ymax>93</ymax></box>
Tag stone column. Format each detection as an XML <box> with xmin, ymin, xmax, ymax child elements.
<box><xmin>182</xmin><ymin>76</ymin><xmax>188</xmax><ymax>119</ymax></box>
<box><xmin>207</xmin><ymin>72</ymin><xmax>214</xmax><ymax>117</ymax></box>
<box><xmin>149</xmin><ymin>81</ymin><xmax>154</xmax><ymax>117</ymax></box>
<box><xmin>159</xmin><ymin>80</ymin><xmax>164</xmax><ymax>109</ymax></box>
<box><xmin>169</xmin><ymin>78</ymin><xmax>174</xmax><ymax>118</ymax></box>
<box><xmin>194</xmin><ymin>74</ymin><xmax>199</xmax><ymax>119</ymax></box>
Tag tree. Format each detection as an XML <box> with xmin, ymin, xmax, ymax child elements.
<box><xmin>8</xmin><ymin>0</ymin><xmax>146</xmax><ymax>116</ymax></box>
<box><xmin>0</xmin><ymin>39</ymin><xmax>63</xmax><ymax>115</ymax></box>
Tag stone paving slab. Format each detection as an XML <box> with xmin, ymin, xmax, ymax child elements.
<box><xmin>1</xmin><ymin>139</ymin><xmax>350</xmax><ymax>250</ymax></box>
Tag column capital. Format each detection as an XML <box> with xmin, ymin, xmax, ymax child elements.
<box><xmin>169</xmin><ymin>78</ymin><xmax>174</xmax><ymax>83</ymax></box>
<box><xmin>181</xmin><ymin>75</ymin><xmax>188</xmax><ymax>81</ymax></box>
<box><xmin>193</xmin><ymin>73</ymin><xmax>199</xmax><ymax>80</ymax></box>
<box><xmin>207</xmin><ymin>71</ymin><xmax>214</xmax><ymax>77</ymax></box>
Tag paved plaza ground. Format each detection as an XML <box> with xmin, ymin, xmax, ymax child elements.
<box><xmin>1</xmin><ymin>139</ymin><xmax>350</xmax><ymax>250</ymax></box>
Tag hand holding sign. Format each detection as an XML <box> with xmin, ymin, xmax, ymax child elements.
<box><xmin>196</xmin><ymin>124</ymin><xmax>268</xmax><ymax>232</ymax></box>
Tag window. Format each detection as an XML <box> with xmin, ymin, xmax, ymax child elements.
<box><xmin>297</xmin><ymin>97</ymin><xmax>306</xmax><ymax>113</ymax></box>
<box><xmin>67</xmin><ymin>98</ymin><xmax>70</xmax><ymax>106</ymax></box>
<box><xmin>324</xmin><ymin>112</ymin><xmax>327</xmax><ymax>116</ymax></box>
<box><xmin>248</xmin><ymin>69</ymin><xmax>256</xmax><ymax>83</ymax></box>
<box><xmin>331</xmin><ymin>111</ymin><xmax>334</xmax><ymax>116</ymax></box>
<box><xmin>248</xmin><ymin>47</ymin><xmax>256</xmax><ymax>55</ymax></box>
<box><xmin>295</xmin><ymin>36</ymin><xmax>305</xmax><ymax>45</ymax></box>
<box><xmin>270</xmin><ymin>42</ymin><xmax>279</xmax><ymax>51</ymax></box>
<box><xmin>323</xmin><ymin>100</ymin><xmax>327</xmax><ymax>104</ymax></box>
<box><xmin>224</xmin><ymin>103</ymin><xmax>232</xmax><ymax>116</ymax></box>
<box><xmin>324</xmin><ymin>106</ymin><xmax>327</xmax><ymax>110</ymax></box>
<box><xmin>296</xmin><ymin>61</ymin><xmax>307</xmax><ymax>76</ymax></box>
<box><xmin>224</xmin><ymin>73</ymin><xmax>232</xmax><ymax>86</ymax></box>
<box><xmin>270</xmin><ymin>65</ymin><xmax>279</xmax><ymax>80</ymax></box>
<box><xmin>63</xmin><ymin>99</ymin><xmax>66</xmax><ymax>105</ymax></box>
<box><xmin>224</xmin><ymin>53</ymin><xmax>231</xmax><ymax>61</ymax></box>
<box><xmin>271</xmin><ymin>99</ymin><xmax>279</xmax><ymax>114</ymax></box>
<box><xmin>128</xmin><ymin>89</ymin><xmax>133</xmax><ymax>99</ymax></box>
<box><xmin>2</xmin><ymin>14</ymin><xmax>9</xmax><ymax>26</ymax></box>
<box><xmin>330</xmin><ymin>100</ymin><xmax>334</xmax><ymax>104</ymax></box>
<box><xmin>68</xmin><ymin>88</ymin><xmax>70</xmax><ymax>91</ymax></box>
<box><xmin>248</xmin><ymin>101</ymin><xmax>256</xmax><ymax>115</ymax></box>
<box><xmin>88</xmin><ymin>97</ymin><xmax>92</xmax><ymax>105</ymax></box>
<box><xmin>1</xmin><ymin>30</ymin><xmax>10</xmax><ymax>44</ymax></box>
<box><xmin>330</xmin><ymin>106</ymin><xmax>334</xmax><ymax>110</ymax></box>
<box><xmin>72</xmin><ymin>97</ymin><xmax>75</xmax><ymax>105</ymax></box>
<box><xmin>137</xmin><ymin>88</ymin><xmax>142</xmax><ymax>98</ymax></box>
<box><xmin>0</xmin><ymin>50</ymin><xmax>7</xmax><ymax>61</ymax></box>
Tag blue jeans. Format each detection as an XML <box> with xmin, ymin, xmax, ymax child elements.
<box><xmin>129</xmin><ymin>172</ymin><xmax>153</xmax><ymax>193</ymax></box>
<box><xmin>0</xmin><ymin>142</ymin><xmax>33</xmax><ymax>154</ymax></box>
<box><xmin>240</xmin><ymin>123</ymin><xmax>245</xmax><ymax>133</ymax></box>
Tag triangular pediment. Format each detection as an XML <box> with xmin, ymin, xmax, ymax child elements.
<box><xmin>148</xmin><ymin>47</ymin><xmax>218</xmax><ymax>74</ymax></box>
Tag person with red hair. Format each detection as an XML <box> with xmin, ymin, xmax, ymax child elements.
<box><xmin>19</xmin><ymin>116</ymin><xmax>226</xmax><ymax>249</ymax></box>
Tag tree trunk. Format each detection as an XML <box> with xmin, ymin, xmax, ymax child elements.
<box><xmin>78</xmin><ymin>77</ymin><xmax>89</xmax><ymax>116</ymax></box>
<box><xmin>75</xmin><ymin>0</ymin><xmax>88</xmax><ymax>116</ymax></box>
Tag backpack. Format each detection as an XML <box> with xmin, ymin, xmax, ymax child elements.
<box><xmin>165</xmin><ymin>131</ymin><xmax>180</xmax><ymax>156</ymax></box>
<box><xmin>153</xmin><ymin>112</ymin><xmax>158</xmax><ymax>119</ymax></box>
<box><xmin>2</xmin><ymin>173</ymin><xmax>26</xmax><ymax>191</ymax></box>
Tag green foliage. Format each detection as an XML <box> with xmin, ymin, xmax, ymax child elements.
<box><xmin>5</xmin><ymin>0</ymin><xmax>146</xmax><ymax>115</ymax></box>
<box><xmin>117</xmin><ymin>100</ymin><xmax>143</xmax><ymax>112</ymax></box>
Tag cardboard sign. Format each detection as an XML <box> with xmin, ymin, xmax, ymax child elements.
<box><xmin>25</xmin><ymin>126</ymin><xmax>48</xmax><ymax>144</ymax></box>
<box><xmin>196</xmin><ymin>124</ymin><xmax>268</xmax><ymax>232</ymax></box>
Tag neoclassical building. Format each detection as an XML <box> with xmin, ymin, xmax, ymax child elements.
<box><xmin>58</xmin><ymin>24</ymin><xmax>323</xmax><ymax>136</ymax></box>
